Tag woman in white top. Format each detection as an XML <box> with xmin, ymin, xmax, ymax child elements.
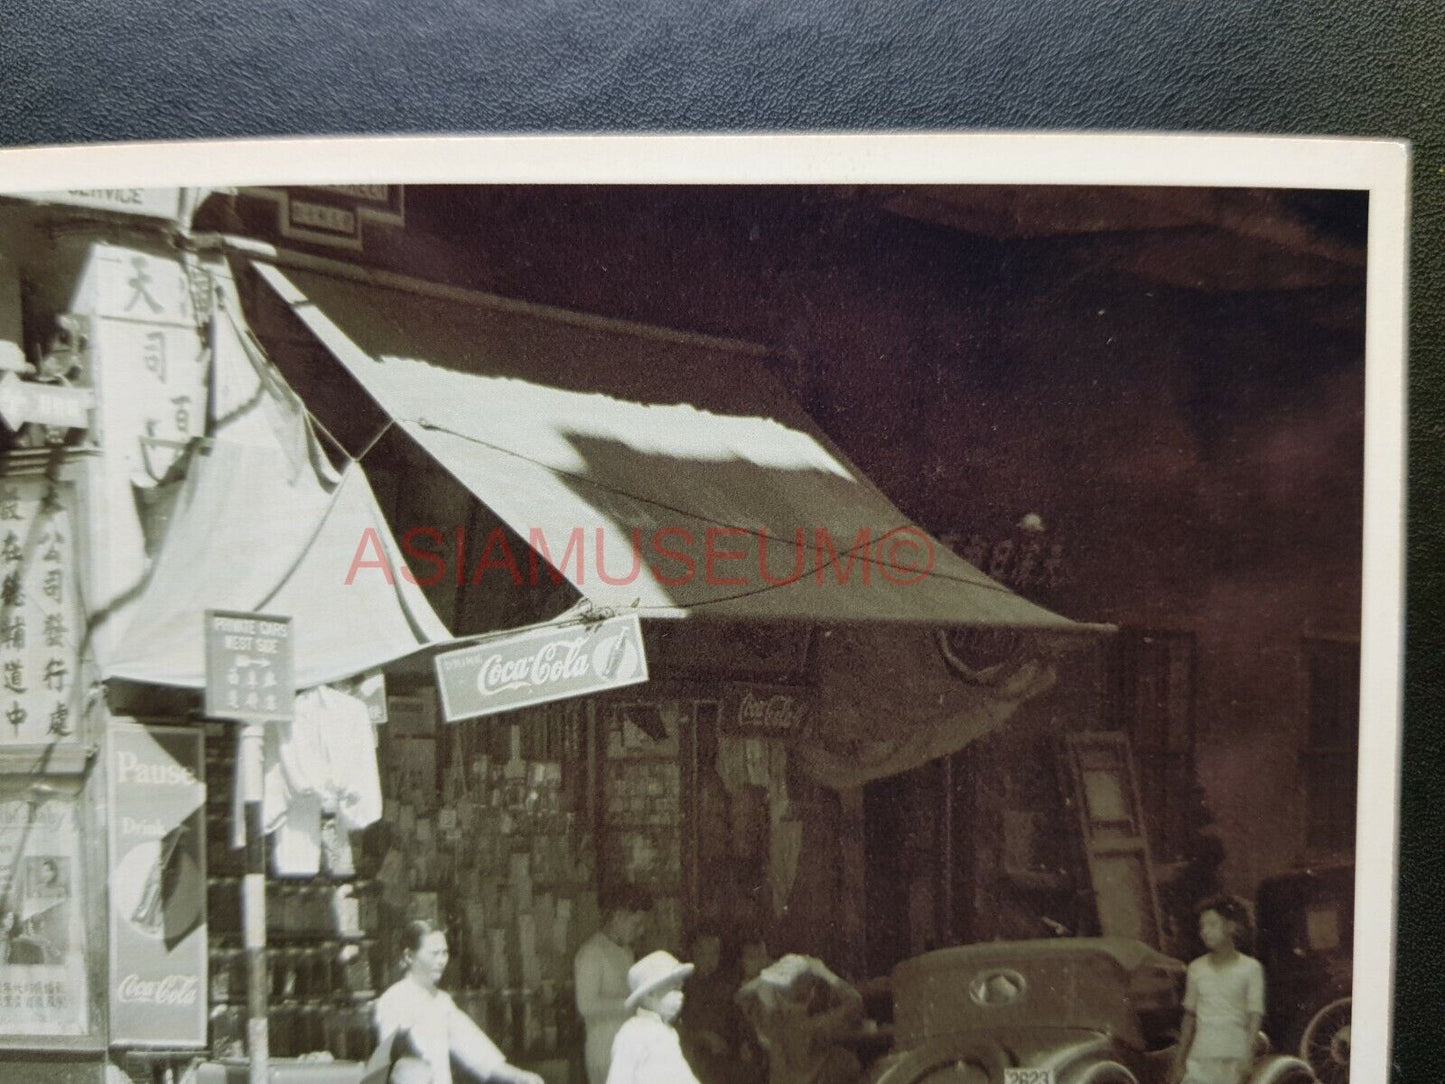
<box><xmin>367</xmin><ymin>920</ymin><xmax>543</xmax><ymax>1084</ymax></box>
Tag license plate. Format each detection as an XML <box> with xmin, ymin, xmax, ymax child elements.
<box><xmin>1003</xmin><ymin>1069</ymin><xmax>1055</xmax><ymax>1084</ymax></box>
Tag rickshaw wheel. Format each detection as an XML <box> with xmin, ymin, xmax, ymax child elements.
<box><xmin>1300</xmin><ymin>997</ymin><xmax>1351</xmax><ymax>1084</ymax></box>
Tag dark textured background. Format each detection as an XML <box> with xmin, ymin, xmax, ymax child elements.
<box><xmin>1</xmin><ymin>0</ymin><xmax>1439</xmax><ymax>1071</ymax></box>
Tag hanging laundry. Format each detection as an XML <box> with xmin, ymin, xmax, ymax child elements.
<box><xmin>262</xmin><ymin>684</ymin><xmax>383</xmax><ymax>875</ymax></box>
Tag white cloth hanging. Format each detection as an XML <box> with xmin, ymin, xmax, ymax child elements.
<box><xmin>262</xmin><ymin>684</ymin><xmax>383</xmax><ymax>874</ymax></box>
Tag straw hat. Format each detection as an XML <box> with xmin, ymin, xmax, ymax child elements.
<box><xmin>757</xmin><ymin>953</ymin><xmax>819</xmax><ymax>990</ymax></box>
<box><xmin>624</xmin><ymin>950</ymin><xmax>695</xmax><ymax>1010</ymax></box>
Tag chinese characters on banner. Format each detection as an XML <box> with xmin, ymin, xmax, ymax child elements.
<box><xmin>93</xmin><ymin>247</ymin><xmax>209</xmax><ymax>488</ymax></box>
<box><xmin>0</xmin><ymin>476</ymin><xmax>81</xmax><ymax>746</ymax></box>
<box><xmin>0</xmin><ymin>783</ymin><xmax>89</xmax><ymax>1036</ymax></box>
<box><xmin>83</xmin><ymin>245</ymin><xmax>211</xmax><ymax>624</ymax></box>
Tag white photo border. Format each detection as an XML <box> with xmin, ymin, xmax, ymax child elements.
<box><xmin>0</xmin><ymin>132</ymin><xmax>1409</xmax><ymax>1082</ymax></box>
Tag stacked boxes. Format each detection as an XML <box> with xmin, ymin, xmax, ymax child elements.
<box><xmin>376</xmin><ymin>700</ymin><xmax>595</xmax><ymax>1060</ymax></box>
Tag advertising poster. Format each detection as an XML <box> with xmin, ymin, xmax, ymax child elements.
<box><xmin>0</xmin><ymin>779</ymin><xmax>88</xmax><ymax>1036</ymax></box>
<box><xmin>434</xmin><ymin>614</ymin><xmax>647</xmax><ymax>722</ymax></box>
<box><xmin>107</xmin><ymin>723</ymin><xmax>207</xmax><ymax>1046</ymax></box>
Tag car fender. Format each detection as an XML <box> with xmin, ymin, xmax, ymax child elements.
<box><xmin>1247</xmin><ymin>1054</ymin><xmax>1316</xmax><ymax>1084</ymax></box>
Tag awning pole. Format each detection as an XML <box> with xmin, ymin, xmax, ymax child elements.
<box><xmin>238</xmin><ymin>723</ymin><xmax>270</xmax><ymax>1084</ymax></box>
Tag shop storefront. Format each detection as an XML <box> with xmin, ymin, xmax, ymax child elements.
<box><xmin>0</xmin><ymin>187</ymin><xmax>1101</xmax><ymax>1084</ymax></box>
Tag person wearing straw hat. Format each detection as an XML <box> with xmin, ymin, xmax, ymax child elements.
<box><xmin>605</xmin><ymin>950</ymin><xmax>703</xmax><ymax>1084</ymax></box>
<box><xmin>735</xmin><ymin>954</ymin><xmax>864</xmax><ymax>1084</ymax></box>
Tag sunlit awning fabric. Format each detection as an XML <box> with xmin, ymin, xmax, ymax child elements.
<box><xmin>99</xmin><ymin>445</ymin><xmax>451</xmax><ymax>689</ymax></box>
<box><xmin>96</xmin><ymin>278</ymin><xmax>452</xmax><ymax>689</ymax></box>
<box><xmin>253</xmin><ymin>261</ymin><xmax>1084</xmax><ymax>632</ymax></box>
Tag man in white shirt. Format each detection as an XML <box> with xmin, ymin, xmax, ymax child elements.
<box><xmin>574</xmin><ymin>889</ymin><xmax>652</xmax><ymax>1084</ymax></box>
<box><xmin>1173</xmin><ymin>897</ymin><xmax>1266</xmax><ymax>1084</ymax></box>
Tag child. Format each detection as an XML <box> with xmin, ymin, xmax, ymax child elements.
<box><xmin>607</xmin><ymin>950</ymin><xmax>702</xmax><ymax>1084</ymax></box>
<box><xmin>1172</xmin><ymin>896</ymin><xmax>1266</xmax><ymax>1084</ymax></box>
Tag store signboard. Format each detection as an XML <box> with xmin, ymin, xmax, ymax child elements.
<box><xmin>244</xmin><ymin>185</ymin><xmax>406</xmax><ymax>251</ymax></box>
<box><xmin>16</xmin><ymin>189</ymin><xmax>185</xmax><ymax>222</ymax></box>
<box><xmin>0</xmin><ymin>474</ymin><xmax>84</xmax><ymax>747</ymax></box>
<box><xmin>940</xmin><ymin>530</ymin><xmax>1069</xmax><ymax>589</ymax></box>
<box><xmin>727</xmin><ymin>685</ymin><xmax>810</xmax><ymax>736</ymax></box>
<box><xmin>435</xmin><ymin>613</ymin><xmax>648</xmax><ymax>722</ymax></box>
<box><xmin>203</xmin><ymin>610</ymin><xmax>294</xmax><ymax>722</ymax></box>
<box><xmin>107</xmin><ymin>723</ymin><xmax>207</xmax><ymax>1046</ymax></box>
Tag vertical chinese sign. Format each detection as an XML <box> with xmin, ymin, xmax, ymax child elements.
<box><xmin>0</xmin><ymin>778</ymin><xmax>90</xmax><ymax>1035</ymax></box>
<box><xmin>83</xmin><ymin>243</ymin><xmax>210</xmax><ymax>650</ymax></box>
<box><xmin>0</xmin><ymin>475</ymin><xmax>81</xmax><ymax>747</ymax></box>
<box><xmin>107</xmin><ymin>724</ymin><xmax>207</xmax><ymax>1045</ymax></box>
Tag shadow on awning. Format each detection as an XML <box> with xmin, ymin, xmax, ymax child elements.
<box><xmin>251</xmin><ymin>259</ymin><xmax>1094</xmax><ymax>633</ymax></box>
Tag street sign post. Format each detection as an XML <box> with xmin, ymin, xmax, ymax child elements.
<box><xmin>203</xmin><ymin>610</ymin><xmax>294</xmax><ymax>1084</ymax></box>
<box><xmin>204</xmin><ymin>611</ymin><xmax>295</xmax><ymax>723</ymax></box>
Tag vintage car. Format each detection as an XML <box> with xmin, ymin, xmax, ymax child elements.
<box><xmin>863</xmin><ymin>938</ymin><xmax>1314</xmax><ymax>1084</ymax></box>
<box><xmin>1255</xmin><ymin>865</ymin><xmax>1353</xmax><ymax>1084</ymax></box>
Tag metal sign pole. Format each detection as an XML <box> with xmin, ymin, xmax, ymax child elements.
<box><xmin>238</xmin><ymin>722</ymin><xmax>269</xmax><ymax>1084</ymax></box>
<box><xmin>205</xmin><ymin>609</ymin><xmax>295</xmax><ymax>1084</ymax></box>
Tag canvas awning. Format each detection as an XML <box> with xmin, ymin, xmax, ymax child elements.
<box><xmin>251</xmin><ymin>260</ymin><xmax>1086</xmax><ymax>633</ymax></box>
<box><xmin>94</xmin><ymin>273</ymin><xmax>452</xmax><ymax>689</ymax></box>
<box><xmin>97</xmin><ymin>444</ymin><xmax>452</xmax><ymax>689</ymax></box>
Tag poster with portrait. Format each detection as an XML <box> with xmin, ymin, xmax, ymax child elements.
<box><xmin>0</xmin><ymin>778</ymin><xmax>88</xmax><ymax>1036</ymax></box>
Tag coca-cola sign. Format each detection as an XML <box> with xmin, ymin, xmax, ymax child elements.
<box><xmin>108</xmin><ymin>723</ymin><xmax>207</xmax><ymax>1047</ymax></box>
<box><xmin>434</xmin><ymin>613</ymin><xmax>648</xmax><ymax>721</ymax></box>
<box><xmin>736</xmin><ymin>690</ymin><xmax>807</xmax><ymax>734</ymax></box>
<box><xmin>116</xmin><ymin>972</ymin><xmax>201</xmax><ymax>1006</ymax></box>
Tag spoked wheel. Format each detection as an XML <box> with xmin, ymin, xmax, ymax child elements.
<box><xmin>1300</xmin><ymin>997</ymin><xmax>1351</xmax><ymax>1084</ymax></box>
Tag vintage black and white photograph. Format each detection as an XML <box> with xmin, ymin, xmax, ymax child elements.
<box><xmin>0</xmin><ymin>136</ymin><xmax>1405</xmax><ymax>1084</ymax></box>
